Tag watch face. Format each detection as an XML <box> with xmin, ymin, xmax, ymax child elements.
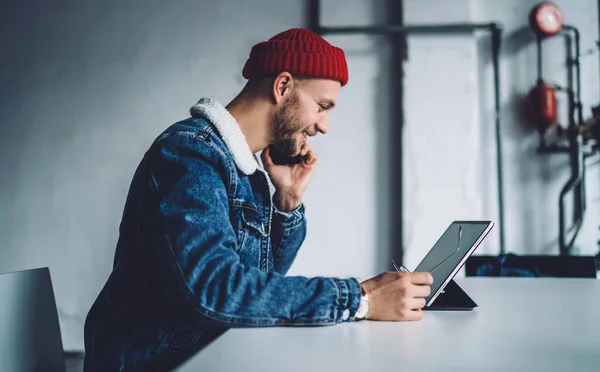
<box><xmin>356</xmin><ymin>295</ymin><xmax>370</xmax><ymax>319</ymax></box>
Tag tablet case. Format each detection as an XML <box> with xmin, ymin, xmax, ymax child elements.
<box><xmin>423</xmin><ymin>279</ymin><xmax>477</xmax><ymax>311</ymax></box>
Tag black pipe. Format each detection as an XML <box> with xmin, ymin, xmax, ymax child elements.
<box><xmin>564</xmin><ymin>33</ymin><xmax>575</xmax><ymax>129</ymax></box>
<box><xmin>318</xmin><ymin>20</ymin><xmax>506</xmax><ymax>256</ymax></box>
<box><xmin>559</xmin><ymin>132</ymin><xmax>584</xmax><ymax>255</ymax></box>
<box><xmin>536</xmin><ymin>36</ymin><xmax>543</xmax><ymax>83</ymax></box>
<box><xmin>320</xmin><ymin>22</ymin><xmax>500</xmax><ymax>35</ymax></box>
<box><xmin>597</xmin><ymin>0</ymin><xmax>600</xmax><ymax>268</ymax></box>
<box><xmin>386</xmin><ymin>0</ymin><xmax>406</xmax><ymax>266</ymax></box>
<box><xmin>306</xmin><ymin>0</ymin><xmax>320</xmax><ymax>34</ymax></box>
<box><xmin>563</xmin><ymin>31</ymin><xmax>583</xmax><ymax>228</ymax></box>
<box><xmin>554</xmin><ymin>27</ymin><xmax>585</xmax><ymax>255</ymax></box>
<box><xmin>563</xmin><ymin>26</ymin><xmax>585</xmax><ymax>129</ymax></box>
<box><xmin>536</xmin><ymin>35</ymin><xmax>546</xmax><ymax>153</ymax></box>
<box><xmin>564</xmin><ymin>25</ymin><xmax>587</xmax><ymax>220</ymax></box>
<box><xmin>385</xmin><ymin>0</ymin><xmax>405</xmax><ymax>266</ymax></box>
<box><xmin>491</xmin><ymin>25</ymin><xmax>506</xmax><ymax>255</ymax></box>
<box><xmin>537</xmin><ymin>26</ymin><xmax>588</xmax><ymax>255</ymax></box>
<box><xmin>575</xmin><ymin>29</ymin><xmax>587</xmax><ymax>216</ymax></box>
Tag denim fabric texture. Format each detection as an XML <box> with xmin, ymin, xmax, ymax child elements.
<box><xmin>83</xmin><ymin>98</ymin><xmax>362</xmax><ymax>371</ymax></box>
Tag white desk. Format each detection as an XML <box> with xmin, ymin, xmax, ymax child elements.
<box><xmin>178</xmin><ymin>278</ymin><xmax>600</xmax><ymax>372</ymax></box>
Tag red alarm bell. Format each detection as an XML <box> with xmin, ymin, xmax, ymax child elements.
<box><xmin>529</xmin><ymin>2</ymin><xmax>564</xmax><ymax>37</ymax></box>
<box><xmin>526</xmin><ymin>80</ymin><xmax>558</xmax><ymax>132</ymax></box>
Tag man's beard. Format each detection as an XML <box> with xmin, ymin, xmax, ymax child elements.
<box><xmin>270</xmin><ymin>90</ymin><xmax>304</xmax><ymax>157</ymax></box>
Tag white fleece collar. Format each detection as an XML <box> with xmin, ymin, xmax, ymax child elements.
<box><xmin>189</xmin><ymin>97</ymin><xmax>258</xmax><ymax>175</ymax></box>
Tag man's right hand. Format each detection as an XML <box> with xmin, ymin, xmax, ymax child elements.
<box><xmin>360</xmin><ymin>271</ymin><xmax>434</xmax><ymax>321</ymax></box>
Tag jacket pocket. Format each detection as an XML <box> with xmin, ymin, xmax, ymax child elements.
<box><xmin>230</xmin><ymin>201</ymin><xmax>266</xmax><ymax>257</ymax></box>
<box><xmin>240</xmin><ymin>203</ymin><xmax>267</xmax><ymax>237</ymax></box>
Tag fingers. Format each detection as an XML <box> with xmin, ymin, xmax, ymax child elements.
<box><xmin>398</xmin><ymin>274</ymin><xmax>430</xmax><ymax>317</ymax></box>
<box><xmin>408</xmin><ymin>271</ymin><xmax>434</xmax><ymax>285</ymax></box>
<box><xmin>299</xmin><ymin>142</ymin><xmax>312</xmax><ymax>157</ymax></box>
<box><xmin>298</xmin><ymin>143</ymin><xmax>317</xmax><ymax>165</ymax></box>
<box><xmin>406</xmin><ymin>309</ymin><xmax>424</xmax><ymax>321</ymax></box>
<box><xmin>361</xmin><ymin>272</ymin><xmax>431</xmax><ymax>322</ymax></box>
<box><xmin>398</xmin><ymin>302</ymin><xmax>425</xmax><ymax>321</ymax></box>
<box><xmin>410</xmin><ymin>297</ymin><xmax>427</xmax><ymax>310</ymax></box>
<box><xmin>303</xmin><ymin>149</ymin><xmax>318</xmax><ymax>165</ymax></box>
<box><xmin>262</xmin><ymin>144</ymin><xmax>318</xmax><ymax>167</ymax></box>
<box><xmin>410</xmin><ymin>284</ymin><xmax>432</xmax><ymax>299</ymax></box>
<box><xmin>396</xmin><ymin>273</ymin><xmax>430</xmax><ymax>303</ymax></box>
<box><xmin>261</xmin><ymin>146</ymin><xmax>275</xmax><ymax>168</ymax></box>
<box><xmin>400</xmin><ymin>298</ymin><xmax>427</xmax><ymax>321</ymax></box>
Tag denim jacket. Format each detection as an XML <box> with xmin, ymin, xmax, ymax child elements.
<box><xmin>83</xmin><ymin>98</ymin><xmax>362</xmax><ymax>371</ymax></box>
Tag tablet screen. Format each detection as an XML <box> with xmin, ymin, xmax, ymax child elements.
<box><xmin>413</xmin><ymin>221</ymin><xmax>494</xmax><ymax>305</ymax></box>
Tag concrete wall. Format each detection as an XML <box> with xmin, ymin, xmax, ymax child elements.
<box><xmin>0</xmin><ymin>0</ymin><xmax>598</xmax><ymax>351</ymax></box>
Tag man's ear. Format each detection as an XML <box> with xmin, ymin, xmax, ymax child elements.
<box><xmin>272</xmin><ymin>72</ymin><xmax>294</xmax><ymax>105</ymax></box>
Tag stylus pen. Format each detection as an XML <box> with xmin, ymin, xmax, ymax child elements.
<box><xmin>391</xmin><ymin>260</ymin><xmax>410</xmax><ymax>273</ymax></box>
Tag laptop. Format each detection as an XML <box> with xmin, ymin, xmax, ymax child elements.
<box><xmin>412</xmin><ymin>221</ymin><xmax>495</xmax><ymax>311</ymax></box>
<box><xmin>0</xmin><ymin>267</ymin><xmax>66</xmax><ymax>371</ymax></box>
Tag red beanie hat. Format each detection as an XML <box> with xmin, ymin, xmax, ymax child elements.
<box><xmin>242</xmin><ymin>28</ymin><xmax>349</xmax><ymax>86</ymax></box>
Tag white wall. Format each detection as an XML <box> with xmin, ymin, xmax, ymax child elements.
<box><xmin>0</xmin><ymin>0</ymin><xmax>598</xmax><ymax>352</ymax></box>
<box><xmin>401</xmin><ymin>0</ymin><xmax>600</xmax><ymax>271</ymax></box>
<box><xmin>401</xmin><ymin>0</ymin><xmax>485</xmax><ymax>270</ymax></box>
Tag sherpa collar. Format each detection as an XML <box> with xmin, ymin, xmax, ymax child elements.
<box><xmin>189</xmin><ymin>98</ymin><xmax>258</xmax><ymax>175</ymax></box>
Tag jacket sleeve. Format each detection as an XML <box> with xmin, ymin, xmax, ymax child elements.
<box><xmin>139</xmin><ymin>132</ymin><xmax>361</xmax><ymax>328</ymax></box>
<box><xmin>270</xmin><ymin>203</ymin><xmax>306</xmax><ymax>275</ymax></box>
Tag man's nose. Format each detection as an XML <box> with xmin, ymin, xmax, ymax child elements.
<box><xmin>316</xmin><ymin>121</ymin><xmax>329</xmax><ymax>135</ymax></box>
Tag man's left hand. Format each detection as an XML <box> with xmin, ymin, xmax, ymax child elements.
<box><xmin>261</xmin><ymin>144</ymin><xmax>318</xmax><ymax>212</ymax></box>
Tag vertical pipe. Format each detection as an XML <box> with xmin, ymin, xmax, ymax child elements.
<box><xmin>559</xmin><ymin>128</ymin><xmax>584</xmax><ymax>255</ymax></box>
<box><xmin>597</xmin><ymin>0</ymin><xmax>600</xmax><ymax>267</ymax></box>
<box><xmin>491</xmin><ymin>26</ymin><xmax>506</xmax><ymax>255</ymax></box>
<box><xmin>567</xmin><ymin>26</ymin><xmax>586</xmax><ymax>220</ymax></box>
<box><xmin>537</xmin><ymin>36</ymin><xmax>543</xmax><ymax>83</ymax></box>
<box><xmin>558</xmin><ymin>30</ymin><xmax>585</xmax><ymax>255</ymax></box>
<box><xmin>564</xmin><ymin>31</ymin><xmax>582</xmax><ymax>226</ymax></box>
<box><xmin>306</xmin><ymin>0</ymin><xmax>320</xmax><ymax>33</ymax></box>
<box><xmin>564</xmin><ymin>33</ymin><xmax>577</xmax><ymax>128</ymax></box>
<box><xmin>386</xmin><ymin>0</ymin><xmax>406</xmax><ymax>265</ymax></box>
<box><xmin>572</xmin><ymin>27</ymin><xmax>584</xmax><ymax>129</ymax></box>
<box><xmin>573</xmin><ymin>28</ymin><xmax>587</xmax><ymax>215</ymax></box>
<box><xmin>564</xmin><ymin>32</ymin><xmax>574</xmax><ymax>129</ymax></box>
<box><xmin>559</xmin><ymin>185</ymin><xmax>566</xmax><ymax>254</ymax></box>
<box><xmin>536</xmin><ymin>36</ymin><xmax>546</xmax><ymax>150</ymax></box>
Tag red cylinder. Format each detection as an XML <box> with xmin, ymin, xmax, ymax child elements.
<box><xmin>529</xmin><ymin>2</ymin><xmax>564</xmax><ymax>37</ymax></box>
<box><xmin>527</xmin><ymin>81</ymin><xmax>558</xmax><ymax>131</ymax></box>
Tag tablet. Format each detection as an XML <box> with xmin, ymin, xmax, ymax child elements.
<box><xmin>413</xmin><ymin>221</ymin><xmax>494</xmax><ymax>307</ymax></box>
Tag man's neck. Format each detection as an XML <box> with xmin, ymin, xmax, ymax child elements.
<box><xmin>226</xmin><ymin>97</ymin><xmax>271</xmax><ymax>154</ymax></box>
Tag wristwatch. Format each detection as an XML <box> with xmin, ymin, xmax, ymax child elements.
<box><xmin>354</xmin><ymin>286</ymin><xmax>370</xmax><ymax>320</ymax></box>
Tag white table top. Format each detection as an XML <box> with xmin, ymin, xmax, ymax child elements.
<box><xmin>178</xmin><ymin>278</ymin><xmax>600</xmax><ymax>372</ymax></box>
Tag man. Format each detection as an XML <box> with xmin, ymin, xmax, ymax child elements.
<box><xmin>84</xmin><ymin>28</ymin><xmax>433</xmax><ymax>371</ymax></box>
